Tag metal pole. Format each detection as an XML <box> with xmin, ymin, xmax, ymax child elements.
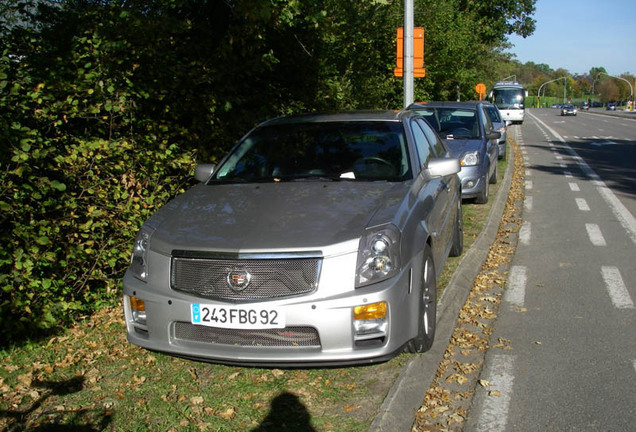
<box><xmin>404</xmin><ymin>0</ymin><xmax>414</xmax><ymax>108</ymax></box>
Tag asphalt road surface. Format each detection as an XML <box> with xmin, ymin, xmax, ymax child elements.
<box><xmin>465</xmin><ymin>109</ymin><xmax>636</xmax><ymax>431</ymax></box>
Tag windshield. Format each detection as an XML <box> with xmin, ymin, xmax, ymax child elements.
<box><xmin>413</xmin><ymin>108</ymin><xmax>480</xmax><ymax>139</ymax></box>
<box><xmin>213</xmin><ymin>121</ymin><xmax>411</xmax><ymax>183</ymax></box>
<box><xmin>492</xmin><ymin>88</ymin><xmax>525</xmax><ymax>110</ymax></box>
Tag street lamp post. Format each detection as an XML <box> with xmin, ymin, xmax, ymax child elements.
<box><xmin>597</xmin><ymin>72</ymin><xmax>634</xmax><ymax>111</ymax></box>
<box><xmin>538</xmin><ymin>77</ymin><xmax>568</xmax><ymax>108</ymax></box>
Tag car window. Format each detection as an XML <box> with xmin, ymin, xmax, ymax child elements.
<box><xmin>486</xmin><ymin>106</ymin><xmax>501</xmax><ymax>123</ymax></box>
<box><xmin>214</xmin><ymin>121</ymin><xmax>412</xmax><ymax>183</ymax></box>
<box><xmin>410</xmin><ymin>120</ymin><xmax>435</xmax><ymax>168</ymax></box>
<box><xmin>416</xmin><ymin>118</ymin><xmax>446</xmax><ymax>157</ymax></box>
<box><xmin>479</xmin><ymin>107</ymin><xmax>493</xmax><ymax>133</ymax></box>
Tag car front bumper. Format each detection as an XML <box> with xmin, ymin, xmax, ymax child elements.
<box><xmin>456</xmin><ymin>165</ymin><xmax>487</xmax><ymax>199</ymax></box>
<box><xmin>122</xmin><ymin>244</ymin><xmax>424</xmax><ymax>367</ymax></box>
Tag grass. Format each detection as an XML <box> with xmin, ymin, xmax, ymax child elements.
<box><xmin>0</xmin><ymin>148</ymin><xmax>509</xmax><ymax>432</ymax></box>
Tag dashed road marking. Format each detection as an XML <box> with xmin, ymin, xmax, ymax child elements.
<box><xmin>585</xmin><ymin>223</ymin><xmax>607</xmax><ymax>246</ymax></box>
<box><xmin>569</xmin><ymin>182</ymin><xmax>580</xmax><ymax>192</ymax></box>
<box><xmin>519</xmin><ymin>222</ymin><xmax>531</xmax><ymax>246</ymax></box>
<box><xmin>505</xmin><ymin>266</ymin><xmax>527</xmax><ymax>307</ymax></box>
<box><xmin>471</xmin><ymin>354</ymin><xmax>516</xmax><ymax>432</ymax></box>
<box><xmin>601</xmin><ymin>266</ymin><xmax>635</xmax><ymax>309</ymax></box>
<box><xmin>576</xmin><ymin>198</ymin><xmax>590</xmax><ymax>211</ymax></box>
<box><xmin>524</xmin><ymin>196</ymin><xmax>533</xmax><ymax>211</ymax></box>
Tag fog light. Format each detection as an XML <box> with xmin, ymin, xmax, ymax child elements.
<box><xmin>353</xmin><ymin>302</ymin><xmax>387</xmax><ymax>336</ymax></box>
<box><xmin>130</xmin><ymin>296</ymin><xmax>147</xmax><ymax>325</ymax></box>
<box><xmin>354</xmin><ymin>302</ymin><xmax>386</xmax><ymax>320</ymax></box>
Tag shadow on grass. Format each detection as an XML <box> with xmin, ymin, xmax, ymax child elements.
<box><xmin>0</xmin><ymin>376</ymin><xmax>113</xmax><ymax>432</ymax></box>
<box><xmin>251</xmin><ymin>391</ymin><xmax>316</xmax><ymax>432</ymax></box>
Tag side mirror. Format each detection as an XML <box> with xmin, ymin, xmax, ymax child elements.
<box><xmin>194</xmin><ymin>164</ymin><xmax>216</xmax><ymax>183</ymax></box>
<box><xmin>505</xmin><ymin>120</ymin><xmax>512</xmax><ymax>127</ymax></box>
<box><xmin>426</xmin><ymin>158</ymin><xmax>460</xmax><ymax>178</ymax></box>
<box><xmin>486</xmin><ymin>131</ymin><xmax>501</xmax><ymax>140</ymax></box>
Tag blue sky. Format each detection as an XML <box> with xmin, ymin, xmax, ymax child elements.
<box><xmin>506</xmin><ymin>0</ymin><xmax>635</xmax><ymax>76</ymax></box>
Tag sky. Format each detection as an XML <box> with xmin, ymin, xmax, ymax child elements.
<box><xmin>506</xmin><ymin>0</ymin><xmax>635</xmax><ymax>76</ymax></box>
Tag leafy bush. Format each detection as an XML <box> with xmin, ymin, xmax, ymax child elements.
<box><xmin>0</xmin><ymin>9</ymin><xmax>195</xmax><ymax>343</ymax></box>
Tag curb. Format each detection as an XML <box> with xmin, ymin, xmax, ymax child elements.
<box><xmin>369</xmin><ymin>138</ymin><xmax>515</xmax><ymax>432</ymax></box>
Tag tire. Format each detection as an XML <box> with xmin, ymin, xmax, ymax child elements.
<box><xmin>449</xmin><ymin>199</ymin><xmax>463</xmax><ymax>257</ymax></box>
<box><xmin>489</xmin><ymin>162</ymin><xmax>498</xmax><ymax>184</ymax></box>
<box><xmin>475</xmin><ymin>175</ymin><xmax>489</xmax><ymax>204</ymax></box>
<box><xmin>405</xmin><ymin>245</ymin><xmax>437</xmax><ymax>353</ymax></box>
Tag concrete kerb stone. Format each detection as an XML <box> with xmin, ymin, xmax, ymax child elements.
<box><xmin>369</xmin><ymin>139</ymin><xmax>515</xmax><ymax>432</ymax></box>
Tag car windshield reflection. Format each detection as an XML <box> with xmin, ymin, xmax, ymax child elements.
<box><xmin>212</xmin><ymin>121</ymin><xmax>412</xmax><ymax>183</ymax></box>
<box><xmin>413</xmin><ymin>108</ymin><xmax>481</xmax><ymax>139</ymax></box>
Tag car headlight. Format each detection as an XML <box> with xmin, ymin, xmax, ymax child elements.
<box><xmin>356</xmin><ymin>225</ymin><xmax>401</xmax><ymax>287</ymax></box>
<box><xmin>130</xmin><ymin>228</ymin><xmax>152</xmax><ymax>282</ymax></box>
<box><xmin>460</xmin><ymin>151</ymin><xmax>479</xmax><ymax>166</ymax></box>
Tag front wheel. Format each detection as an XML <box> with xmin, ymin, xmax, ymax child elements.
<box><xmin>475</xmin><ymin>175</ymin><xmax>489</xmax><ymax>204</ymax></box>
<box><xmin>405</xmin><ymin>245</ymin><xmax>437</xmax><ymax>353</ymax></box>
<box><xmin>449</xmin><ymin>199</ymin><xmax>463</xmax><ymax>257</ymax></box>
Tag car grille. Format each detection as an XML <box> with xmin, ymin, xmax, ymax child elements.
<box><xmin>174</xmin><ymin>322</ymin><xmax>321</xmax><ymax>347</ymax></box>
<box><xmin>170</xmin><ymin>252</ymin><xmax>321</xmax><ymax>301</ymax></box>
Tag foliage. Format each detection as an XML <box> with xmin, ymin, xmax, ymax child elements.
<box><xmin>1</xmin><ymin>0</ymin><xmax>539</xmax><ymax>344</ymax></box>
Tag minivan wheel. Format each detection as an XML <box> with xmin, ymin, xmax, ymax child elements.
<box><xmin>475</xmin><ymin>176</ymin><xmax>489</xmax><ymax>204</ymax></box>
<box><xmin>449</xmin><ymin>199</ymin><xmax>463</xmax><ymax>257</ymax></box>
<box><xmin>489</xmin><ymin>162</ymin><xmax>498</xmax><ymax>184</ymax></box>
<box><xmin>405</xmin><ymin>245</ymin><xmax>437</xmax><ymax>353</ymax></box>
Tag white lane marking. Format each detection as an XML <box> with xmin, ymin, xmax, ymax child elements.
<box><xmin>519</xmin><ymin>222</ymin><xmax>531</xmax><ymax>246</ymax></box>
<box><xmin>601</xmin><ymin>266</ymin><xmax>635</xmax><ymax>309</ymax></box>
<box><xmin>586</xmin><ymin>223</ymin><xmax>607</xmax><ymax>246</ymax></box>
<box><xmin>633</xmin><ymin>360</ymin><xmax>636</xmax><ymax>374</ymax></box>
<box><xmin>569</xmin><ymin>183</ymin><xmax>580</xmax><ymax>192</ymax></box>
<box><xmin>576</xmin><ymin>198</ymin><xmax>590</xmax><ymax>211</ymax></box>
<box><xmin>527</xmin><ymin>112</ymin><xmax>636</xmax><ymax>246</ymax></box>
<box><xmin>505</xmin><ymin>266</ymin><xmax>527</xmax><ymax>307</ymax></box>
<box><xmin>472</xmin><ymin>354</ymin><xmax>516</xmax><ymax>432</ymax></box>
<box><xmin>525</xmin><ymin>180</ymin><xmax>533</xmax><ymax>190</ymax></box>
<box><xmin>524</xmin><ymin>196</ymin><xmax>533</xmax><ymax>211</ymax></box>
<box><xmin>564</xmin><ymin>171</ymin><xmax>573</xmax><ymax>178</ymax></box>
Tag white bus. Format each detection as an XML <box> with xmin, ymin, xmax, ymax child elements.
<box><xmin>488</xmin><ymin>81</ymin><xmax>528</xmax><ymax>124</ymax></box>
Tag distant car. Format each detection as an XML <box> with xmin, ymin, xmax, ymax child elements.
<box><xmin>483</xmin><ymin>102</ymin><xmax>508</xmax><ymax>160</ymax></box>
<box><xmin>607</xmin><ymin>103</ymin><xmax>616</xmax><ymax>111</ymax></box>
<box><xmin>123</xmin><ymin>110</ymin><xmax>464</xmax><ymax>366</ymax></box>
<box><xmin>408</xmin><ymin>101</ymin><xmax>500</xmax><ymax>204</ymax></box>
<box><xmin>580</xmin><ymin>102</ymin><xmax>590</xmax><ymax>110</ymax></box>
<box><xmin>561</xmin><ymin>104</ymin><xmax>577</xmax><ymax>116</ymax></box>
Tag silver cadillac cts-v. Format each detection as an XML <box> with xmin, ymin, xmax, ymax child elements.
<box><xmin>123</xmin><ymin>110</ymin><xmax>463</xmax><ymax>366</ymax></box>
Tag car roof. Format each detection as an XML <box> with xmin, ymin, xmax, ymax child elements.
<box><xmin>259</xmin><ymin>110</ymin><xmax>416</xmax><ymax>127</ymax></box>
<box><xmin>408</xmin><ymin>101</ymin><xmax>488</xmax><ymax>110</ymax></box>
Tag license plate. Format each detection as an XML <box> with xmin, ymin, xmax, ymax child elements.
<box><xmin>191</xmin><ymin>304</ymin><xmax>285</xmax><ymax>329</ymax></box>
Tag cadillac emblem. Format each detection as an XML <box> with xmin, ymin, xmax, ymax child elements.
<box><xmin>227</xmin><ymin>268</ymin><xmax>252</xmax><ymax>292</ymax></box>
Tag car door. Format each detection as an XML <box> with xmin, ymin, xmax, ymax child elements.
<box><xmin>480</xmin><ymin>107</ymin><xmax>498</xmax><ymax>173</ymax></box>
<box><xmin>411</xmin><ymin>119</ymin><xmax>453</xmax><ymax>266</ymax></box>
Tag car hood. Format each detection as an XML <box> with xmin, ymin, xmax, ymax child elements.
<box><xmin>441</xmin><ymin>138</ymin><xmax>484</xmax><ymax>157</ymax></box>
<box><xmin>145</xmin><ymin>181</ymin><xmax>410</xmax><ymax>255</ymax></box>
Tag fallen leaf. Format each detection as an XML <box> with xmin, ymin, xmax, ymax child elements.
<box><xmin>218</xmin><ymin>407</ymin><xmax>236</xmax><ymax>419</ymax></box>
<box><xmin>191</xmin><ymin>396</ymin><xmax>204</xmax><ymax>405</ymax></box>
<box><xmin>445</xmin><ymin>374</ymin><xmax>468</xmax><ymax>385</ymax></box>
<box><xmin>478</xmin><ymin>380</ymin><xmax>491</xmax><ymax>388</ymax></box>
<box><xmin>489</xmin><ymin>390</ymin><xmax>501</xmax><ymax>397</ymax></box>
<box><xmin>344</xmin><ymin>404</ymin><xmax>361</xmax><ymax>412</ymax></box>
<box><xmin>271</xmin><ymin>369</ymin><xmax>284</xmax><ymax>378</ymax></box>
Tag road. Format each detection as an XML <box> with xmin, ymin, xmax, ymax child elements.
<box><xmin>465</xmin><ymin>109</ymin><xmax>636</xmax><ymax>431</ymax></box>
